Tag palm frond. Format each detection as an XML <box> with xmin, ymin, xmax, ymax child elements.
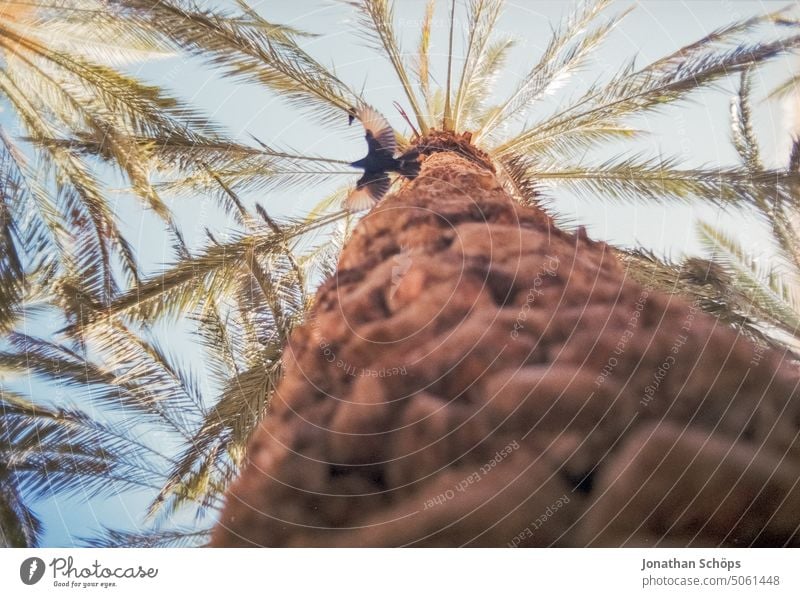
<box><xmin>0</xmin><ymin>40</ymin><xmax>215</xmax><ymax>240</ymax></box>
<box><xmin>413</xmin><ymin>0</ymin><xmax>435</xmax><ymax>119</ymax></box>
<box><xmin>617</xmin><ymin>247</ymin><xmax>790</xmax><ymax>350</ymax></box>
<box><xmin>0</xmin><ymin>388</ymin><xmax>167</xmax><ymax>502</ymax></box>
<box><xmin>442</xmin><ymin>0</ymin><xmax>456</xmax><ymax>129</ymax></box>
<box><xmin>86</xmin><ymin>210</ymin><xmax>347</xmax><ymax>325</ymax></box>
<box><xmin>150</xmin><ymin>250</ymin><xmax>302</xmax><ymax>516</ymax></box>
<box><xmin>790</xmin><ymin>135</ymin><xmax>800</xmax><ymax>173</ymax></box>
<box><xmin>80</xmin><ymin>526</ymin><xmax>210</xmax><ymax>548</ymax></box>
<box><xmin>507</xmin><ymin>153</ymin><xmax>800</xmax><ymax>209</ymax></box>
<box><xmin>350</xmin><ymin>0</ymin><xmax>429</xmax><ymax>133</ymax></box>
<box><xmin>113</xmin><ymin>0</ymin><xmax>355</xmax><ymax>124</ymax></box>
<box><xmin>0</xmin><ymin>138</ymin><xmax>30</xmax><ymax>333</ymax></box>
<box><xmin>0</xmin><ymin>331</ymin><xmax>198</xmax><ymax>439</ymax></box>
<box><xmin>158</xmin><ymin>159</ymin><xmax>353</xmax><ymax>201</ymax></box>
<box><xmin>0</xmin><ymin>20</ymin><xmax>219</xmax><ymax>140</ymax></box>
<box><xmin>451</xmin><ymin>0</ymin><xmax>504</xmax><ymax>130</ymax></box>
<box><xmin>151</xmin><ymin>359</ymin><xmax>279</xmax><ymax>517</ymax></box>
<box><xmin>25</xmin><ymin>0</ymin><xmax>174</xmax><ymax>65</ymax></box>
<box><xmin>477</xmin><ymin>0</ymin><xmax>623</xmax><ymax>140</ymax></box>
<box><xmin>769</xmin><ymin>73</ymin><xmax>800</xmax><ymax>100</ymax></box>
<box><xmin>497</xmin><ymin>27</ymin><xmax>800</xmax><ymax>157</ymax></box>
<box><xmin>0</xmin><ymin>459</ymin><xmax>42</xmax><ymax>547</ymax></box>
<box><xmin>698</xmin><ymin>220</ymin><xmax>800</xmax><ymax>339</ymax></box>
<box><xmin>458</xmin><ymin>37</ymin><xmax>515</xmax><ymax>129</ymax></box>
<box><xmin>0</xmin><ymin>69</ymin><xmax>135</xmax><ymax>303</ymax></box>
<box><xmin>730</xmin><ymin>69</ymin><xmax>762</xmax><ymax>172</ymax></box>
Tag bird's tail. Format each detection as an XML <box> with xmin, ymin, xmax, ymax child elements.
<box><xmin>395</xmin><ymin>149</ymin><xmax>420</xmax><ymax>179</ymax></box>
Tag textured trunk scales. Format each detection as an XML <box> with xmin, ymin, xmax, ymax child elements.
<box><xmin>213</xmin><ymin>147</ymin><xmax>800</xmax><ymax>547</ymax></box>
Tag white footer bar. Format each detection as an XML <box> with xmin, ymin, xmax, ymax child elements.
<box><xmin>2</xmin><ymin>548</ymin><xmax>797</xmax><ymax>596</ymax></box>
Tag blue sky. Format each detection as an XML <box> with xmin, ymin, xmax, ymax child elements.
<box><xmin>125</xmin><ymin>0</ymin><xmax>796</xmax><ymax>265</ymax></box>
<box><xmin>11</xmin><ymin>0</ymin><xmax>797</xmax><ymax>546</ymax></box>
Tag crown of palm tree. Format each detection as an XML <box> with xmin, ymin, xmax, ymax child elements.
<box><xmin>3</xmin><ymin>0</ymin><xmax>800</xmax><ymax>547</ymax></box>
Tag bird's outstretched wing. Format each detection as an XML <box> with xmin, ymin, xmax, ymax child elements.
<box><xmin>357</xmin><ymin>105</ymin><xmax>397</xmax><ymax>157</ymax></box>
<box><xmin>344</xmin><ymin>172</ymin><xmax>391</xmax><ymax>212</ymax></box>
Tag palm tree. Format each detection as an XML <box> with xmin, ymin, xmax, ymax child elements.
<box><xmin>4</xmin><ymin>0</ymin><xmax>800</xmax><ymax>545</ymax></box>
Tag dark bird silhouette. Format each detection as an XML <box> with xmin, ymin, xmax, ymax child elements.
<box><xmin>345</xmin><ymin>105</ymin><xmax>419</xmax><ymax>211</ymax></box>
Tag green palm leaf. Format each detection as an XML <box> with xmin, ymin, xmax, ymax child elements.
<box><xmin>697</xmin><ymin>221</ymin><xmax>800</xmax><ymax>341</ymax></box>
<box><xmin>497</xmin><ymin>26</ymin><xmax>800</xmax><ymax>157</ymax></box>
<box><xmin>350</xmin><ymin>0</ymin><xmax>429</xmax><ymax>132</ymax></box>
<box><xmin>113</xmin><ymin>0</ymin><xmax>356</xmax><ymax>124</ymax></box>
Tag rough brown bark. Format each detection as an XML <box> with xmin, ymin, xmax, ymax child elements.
<box><xmin>212</xmin><ymin>150</ymin><xmax>800</xmax><ymax>547</ymax></box>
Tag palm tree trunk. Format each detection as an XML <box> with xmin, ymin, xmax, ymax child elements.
<box><xmin>212</xmin><ymin>146</ymin><xmax>800</xmax><ymax>547</ymax></box>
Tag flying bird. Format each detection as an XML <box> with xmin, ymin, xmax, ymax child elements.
<box><xmin>345</xmin><ymin>105</ymin><xmax>419</xmax><ymax>212</ymax></box>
